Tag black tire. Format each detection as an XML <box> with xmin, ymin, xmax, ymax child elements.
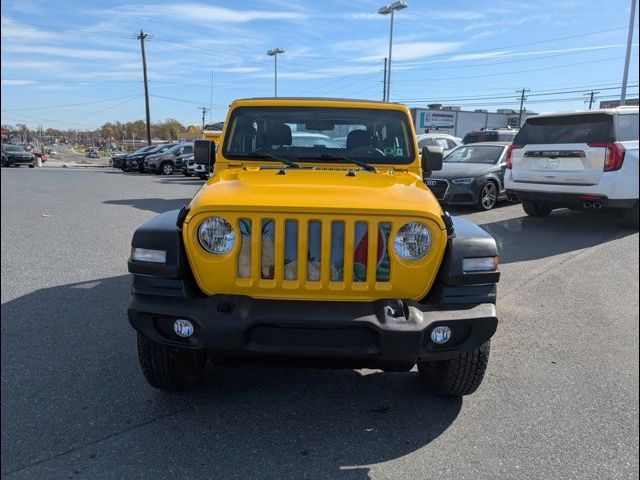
<box><xmin>1</xmin><ymin>157</ymin><xmax>7</xmax><ymax>167</ymax></box>
<box><xmin>417</xmin><ymin>341</ymin><xmax>490</xmax><ymax>397</ymax></box>
<box><xmin>475</xmin><ymin>181</ymin><xmax>498</xmax><ymax>211</ymax></box>
<box><xmin>121</xmin><ymin>166</ymin><xmax>129</xmax><ymax>172</ymax></box>
<box><xmin>621</xmin><ymin>201</ymin><xmax>639</xmax><ymax>229</ymax></box>
<box><xmin>184</xmin><ymin>172</ymin><xmax>192</xmax><ymax>177</ymax></box>
<box><xmin>29</xmin><ymin>164</ymin><xmax>35</xmax><ymax>168</ymax></box>
<box><xmin>138</xmin><ymin>164</ymin><xmax>145</xmax><ymax>173</ymax></box>
<box><xmin>137</xmin><ymin>334</ymin><xmax>206</xmax><ymax>391</ymax></box>
<box><xmin>160</xmin><ymin>162</ymin><xmax>174</xmax><ymax>175</ymax></box>
<box><xmin>522</xmin><ymin>200</ymin><xmax>552</xmax><ymax>217</ymax></box>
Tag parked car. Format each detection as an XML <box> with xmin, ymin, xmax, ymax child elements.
<box><xmin>126</xmin><ymin>144</ymin><xmax>177</xmax><ymax>172</ymax></box>
<box><xmin>117</xmin><ymin>146</ymin><xmax>154</xmax><ymax>171</ymax></box>
<box><xmin>416</xmin><ymin>133</ymin><xmax>463</xmax><ymax>156</ymax></box>
<box><xmin>426</xmin><ymin>142</ymin><xmax>511</xmax><ymax>210</ymax></box>
<box><xmin>180</xmin><ymin>153</ymin><xmax>209</xmax><ymax>179</ymax></box>
<box><xmin>463</xmin><ymin>128</ymin><xmax>518</xmax><ymax>144</ymax></box>
<box><xmin>505</xmin><ymin>106</ymin><xmax>639</xmax><ymax>228</ymax></box>
<box><xmin>1</xmin><ymin>144</ymin><xmax>36</xmax><ymax>167</ymax></box>
<box><xmin>127</xmin><ymin>97</ymin><xmax>501</xmax><ymax>397</ymax></box>
<box><xmin>143</xmin><ymin>142</ymin><xmax>193</xmax><ymax>175</ymax></box>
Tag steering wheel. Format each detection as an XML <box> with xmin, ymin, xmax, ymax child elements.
<box><xmin>349</xmin><ymin>146</ymin><xmax>386</xmax><ymax>157</ymax></box>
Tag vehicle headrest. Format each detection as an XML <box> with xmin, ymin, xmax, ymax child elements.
<box><xmin>346</xmin><ymin>129</ymin><xmax>370</xmax><ymax>149</ymax></box>
<box><xmin>269</xmin><ymin>123</ymin><xmax>292</xmax><ymax>146</ymax></box>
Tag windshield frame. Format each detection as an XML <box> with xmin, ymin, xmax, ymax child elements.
<box><xmin>3</xmin><ymin>145</ymin><xmax>27</xmax><ymax>152</ymax></box>
<box><xmin>221</xmin><ymin>106</ymin><xmax>416</xmax><ymax>166</ymax></box>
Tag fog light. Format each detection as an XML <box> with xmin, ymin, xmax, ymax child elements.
<box><xmin>431</xmin><ymin>326</ymin><xmax>452</xmax><ymax>344</ymax></box>
<box><xmin>173</xmin><ymin>319</ymin><xmax>194</xmax><ymax>338</ymax></box>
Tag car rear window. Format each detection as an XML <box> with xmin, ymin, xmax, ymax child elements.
<box><xmin>463</xmin><ymin>132</ymin><xmax>498</xmax><ymax>144</ymax></box>
<box><xmin>616</xmin><ymin>114</ymin><xmax>639</xmax><ymax>141</ymax></box>
<box><xmin>514</xmin><ymin>113</ymin><xmax>614</xmax><ymax>144</ymax></box>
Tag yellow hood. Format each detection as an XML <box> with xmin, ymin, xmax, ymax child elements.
<box><xmin>186</xmin><ymin>167</ymin><xmax>444</xmax><ymax>223</ymax></box>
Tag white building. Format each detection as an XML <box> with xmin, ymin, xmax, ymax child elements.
<box><xmin>409</xmin><ymin>105</ymin><xmax>536</xmax><ymax>137</ymax></box>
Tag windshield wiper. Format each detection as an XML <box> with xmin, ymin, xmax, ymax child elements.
<box><xmin>227</xmin><ymin>152</ymin><xmax>300</xmax><ymax>169</ymax></box>
<box><xmin>298</xmin><ymin>154</ymin><xmax>376</xmax><ymax>172</ymax></box>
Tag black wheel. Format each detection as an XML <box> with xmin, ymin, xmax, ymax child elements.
<box><xmin>137</xmin><ymin>334</ymin><xmax>206</xmax><ymax>391</ymax></box>
<box><xmin>475</xmin><ymin>181</ymin><xmax>498</xmax><ymax>211</ymax></box>
<box><xmin>417</xmin><ymin>341</ymin><xmax>490</xmax><ymax>397</ymax></box>
<box><xmin>29</xmin><ymin>164</ymin><xmax>35</xmax><ymax>168</ymax></box>
<box><xmin>121</xmin><ymin>166</ymin><xmax>129</xmax><ymax>172</ymax></box>
<box><xmin>138</xmin><ymin>164</ymin><xmax>145</xmax><ymax>173</ymax></box>
<box><xmin>184</xmin><ymin>172</ymin><xmax>192</xmax><ymax>177</ymax></box>
<box><xmin>621</xmin><ymin>201</ymin><xmax>639</xmax><ymax>229</ymax></box>
<box><xmin>1</xmin><ymin>157</ymin><xmax>7</xmax><ymax>167</ymax></box>
<box><xmin>160</xmin><ymin>162</ymin><xmax>174</xmax><ymax>175</ymax></box>
<box><xmin>522</xmin><ymin>200</ymin><xmax>552</xmax><ymax>217</ymax></box>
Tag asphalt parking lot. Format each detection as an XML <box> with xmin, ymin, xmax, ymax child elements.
<box><xmin>1</xmin><ymin>167</ymin><xmax>638</xmax><ymax>480</ymax></box>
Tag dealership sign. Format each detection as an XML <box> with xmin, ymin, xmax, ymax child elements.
<box><xmin>418</xmin><ymin>111</ymin><xmax>455</xmax><ymax>129</ymax></box>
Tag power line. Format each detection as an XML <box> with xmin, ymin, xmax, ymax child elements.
<box><xmin>0</xmin><ymin>94</ymin><xmax>142</xmax><ymax>112</ymax></box>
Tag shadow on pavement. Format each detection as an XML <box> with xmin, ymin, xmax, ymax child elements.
<box><xmin>103</xmin><ymin>198</ymin><xmax>191</xmax><ymax>214</ymax></box>
<box><xmin>479</xmin><ymin>209</ymin><xmax>634</xmax><ymax>264</ymax></box>
<box><xmin>1</xmin><ymin>275</ymin><xmax>461</xmax><ymax>479</ymax></box>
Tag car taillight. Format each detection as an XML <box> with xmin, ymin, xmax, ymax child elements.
<box><xmin>588</xmin><ymin>142</ymin><xmax>625</xmax><ymax>171</ymax></box>
<box><xmin>505</xmin><ymin>144</ymin><xmax>523</xmax><ymax>169</ymax></box>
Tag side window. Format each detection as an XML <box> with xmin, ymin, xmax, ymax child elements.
<box><xmin>446</xmin><ymin>139</ymin><xmax>458</xmax><ymax>149</ymax></box>
<box><xmin>184</xmin><ymin>146</ymin><xmax>193</xmax><ymax>154</ymax></box>
<box><xmin>617</xmin><ymin>114</ymin><xmax>639</xmax><ymax>141</ymax></box>
<box><xmin>435</xmin><ymin>138</ymin><xmax>449</xmax><ymax>149</ymax></box>
<box><xmin>418</xmin><ymin>138</ymin><xmax>434</xmax><ymax>148</ymax></box>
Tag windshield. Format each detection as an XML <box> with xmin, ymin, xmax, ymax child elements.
<box><xmin>4</xmin><ymin>145</ymin><xmax>27</xmax><ymax>152</ymax></box>
<box><xmin>134</xmin><ymin>146</ymin><xmax>154</xmax><ymax>154</ymax></box>
<box><xmin>445</xmin><ymin>145</ymin><xmax>505</xmax><ymax>164</ymax></box>
<box><xmin>223</xmin><ymin>106</ymin><xmax>415</xmax><ymax>165</ymax></box>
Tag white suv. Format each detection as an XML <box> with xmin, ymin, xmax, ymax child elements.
<box><xmin>505</xmin><ymin>106</ymin><xmax>639</xmax><ymax>228</ymax></box>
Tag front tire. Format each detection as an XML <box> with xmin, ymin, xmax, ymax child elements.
<box><xmin>29</xmin><ymin>164</ymin><xmax>35</xmax><ymax>168</ymax></box>
<box><xmin>475</xmin><ymin>181</ymin><xmax>498</xmax><ymax>211</ymax></box>
<box><xmin>417</xmin><ymin>341</ymin><xmax>490</xmax><ymax>397</ymax></box>
<box><xmin>160</xmin><ymin>162</ymin><xmax>174</xmax><ymax>175</ymax></box>
<box><xmin>137</xmin><ymin>334</ymin><xmax>206</xmax><ymax>390</ymax></box>
<box><xmin>522</xmin><ymin>200</ymin><xmax>552</xmax><ymax>217</ymax></box>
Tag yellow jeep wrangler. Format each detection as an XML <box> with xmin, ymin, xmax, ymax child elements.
<box><xmin>128</xmin><ymin>98</ymin><xmax>500</xmax><ymax>396</ymax></box>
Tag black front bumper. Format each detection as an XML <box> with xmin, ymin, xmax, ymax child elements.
<box><xmin>6</xmin><ymin>156</ymin><xmax>35</xmax><ymax>165</ymax></box>
<box><xmin>129</xmin><ymin>290</ymin><xmax>497</xmax><ymax>363</ymax></box>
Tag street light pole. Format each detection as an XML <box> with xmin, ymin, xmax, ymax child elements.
<box><xmin>620</xmin><ymin>0</ymin><xmax>637</xmax><ymax>105</ymax></box>
<box><xmin>378</xmin><ymin>1</ymin><xmax>407</xmax><ymax>102</ymax></box>
<box><xmin>267</xmin><ymin>48</ymin><xmax>285</xmax><ymax>97</ymax></box>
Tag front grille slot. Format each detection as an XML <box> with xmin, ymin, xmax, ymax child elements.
<box><xmin>236</xmin><ymin>216</ymin><xmax>394</xmax><ymax>290</ymax></box>
<box><xmin>425</xmin><ymin>179</ymin><xmax>449</xmax><ymax>200</ymax></box>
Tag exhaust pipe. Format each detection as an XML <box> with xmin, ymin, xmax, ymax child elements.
<box><xmin>583</xmin><ymin>201</ymin><xmax>593</xmax><ymax>209</ymax></box>
<box><xmin>592</xmin><ymin>201</ymin><xmax>602</xmax><ymax>210</ymax></box>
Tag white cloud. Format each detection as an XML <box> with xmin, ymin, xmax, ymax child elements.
<box><xmin>112</xmin><ymin>3</ymin><xmax>307</xmax><ymax>23</ymax></box>
<box><xmin>0</xmin><ymin>16</ymin><xmax>59</xmax><ymax>41</ymax></box>
<box><xmin>4</xmin><ymin>44</ymin><xmax>136</xmax><ymax>61</ymax></box>
<box><xmin>356</xmin><ymin>42</ymin><xmax>462</xmax><ymax>62</ymax></box>
<box><xmin>449</xmin><ymin>51</ymin><xmax>512</xmax><ymax>61</ymax></box>
<box><xmin>218</xmin><ymin>67</ymin><xmax>263</xmax><ymax>73</ymax></box>
<box><xmin>1</xmin><ymin>79</ymin><xmax>37</xmax><ymax>86</ymax></box>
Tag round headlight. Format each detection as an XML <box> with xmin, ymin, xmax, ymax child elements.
<box><xmin>198</xmin><ymin>216</ymin><xmax>235</xmax><ymax>254</ymax></box>
<box><xmin>393</xmin><ymin>222</ymin><xmax>431</xmax><ymax>259</ymax></box>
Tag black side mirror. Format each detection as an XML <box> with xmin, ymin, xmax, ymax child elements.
<box><xmin>421</xmin><ymin>146</ymin><xmax>443</xmax><ymax>178</ymax></box>
<box><xmin>194</xmin><ymin>140</ymin><xmax>215</xmax><ymax>166</ymax></box>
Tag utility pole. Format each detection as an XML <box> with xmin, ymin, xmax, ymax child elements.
<box><xmin>135</xmin><ymin>30</ymin><xmax>152</xmax><ymax>145</ymax></box>
<box><xmin>584</xmin><ymin>91</ymin><xmax>600</xmax><ymax>110</ymax></box>
<box><xmin>620</xmin><ymin>0</ymin><xmax>637</xmax><ymax>105</ymax></box>
<box><xmin>209</xmin><ymin>69</ymin><xmax>214</xmax><ymax>124</ymax></box>
<box><xmin>198</xmin><ymin>106</ymin><xmax>210</xmax><ymax>131</ymax></box>
<box><xmin>516</xmin><ymin>88</ymin><xmax>530</xmax><ymax>126</ymax></box>
<box><xmin>382</xmin><ymin>57</ymin><xmax>388</xmax><ymax>101</ymax></box>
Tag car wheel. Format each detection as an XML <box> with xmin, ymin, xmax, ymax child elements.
<box><xmin>184</xmin><ymin>172</ymin><xmax>192</xmax><ymax>177</ymax></box>
<box><xmin>417</xmin><ymin>341</ymin><xmax>490</xmax><ymax>397</ymax></box>
<box><xmin>475</xmin><ymin>181</ymin><xmax>498</xmax><ymax>211</ymax></box>
<box><xmin>138</xmin><ymin>164</ymin><xmax>145</xmax><ymax>173</ymax></box>
<box><xmin>137</xmin><ymin>334</ymin><xmax>206</xmax><ymax>391</ymax></box>
<box><xmin>29</xmin><ymin>164</ymin><xmax>35</xmax><ymax>168</ymax></box>
<box><xmin>161</xmin><ymin>162</ymin><xmax>174</xmax><ymax>175</ymax></box>
<box><xmin>1</xmin><ymin>158</ymin><xmax>7</xmax><ymax>167</ymax></box>
<box><xmin>621</xmin><ymin>201</ymin><xmax>639</xmax><ymax>230</ymax></box>
<box><xmin>522</xmin><ymin>200</ymin><xmax>552</xmax><ymax>217</ymax></box>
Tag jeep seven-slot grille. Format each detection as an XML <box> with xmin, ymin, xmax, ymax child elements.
<box><xmin>237</xmin><ymin>217</ymin><xmax>392</xmax><ymax>286</ymax></box>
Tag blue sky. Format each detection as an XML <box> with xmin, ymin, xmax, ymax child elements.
<box><xmin>1</xmin><ymin>0</ymin><xmax>638</xmax><ymax>130</ymax></box>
